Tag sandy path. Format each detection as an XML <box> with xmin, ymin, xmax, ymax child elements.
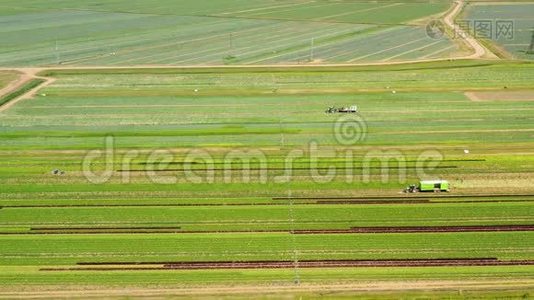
<box><xmin>1</xmin><ymin>279</ymin><xmax>532</xmax><ymax>299</ymax></box>
<box><xmin>443</xmin><ymin>0</ymin><xmax>497</xmax><ymax>59</ymax></box>
<box><xmin>0</xmin><ymin>0</ymin><xmax>497</xmax><ymax>113</ymax></box>
<box><xmin>0</xmin><ymin>71</ymin><xmax>32</xmax><ymax>100</ymax></box>
<box><xmin>0</xmin><ymin>69</ymin><xmax>55</xmax><ymax>113</ymax></box>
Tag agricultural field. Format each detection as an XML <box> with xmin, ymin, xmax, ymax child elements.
<box><xmin>1</xmin><ymin>0</ymin><xmax>534</xmax><ymax>295</ymax></box>
<box><xmin>0</xmin><ymin>0</ymin><xmax>460</xmax><ymax>66</ymax></box>
<box><xmin>463</xmin><ymin>2</ymin><xmax>534</xmax><ymax>60</ymax></box>
<box><xmin>1</xmin><ymin>60</ymin><xmax>534</xmax><ymax>297</ymax></box>
<box><xmin>0</xmin><ymin>71</ymin><xmax>18</xmax><ymax>89</ymax></box>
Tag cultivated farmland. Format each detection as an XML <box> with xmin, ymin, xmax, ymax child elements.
<box><xmin>463</xmin><ymin>3</ymin><xmax>534</xmax><ymax>60</ymax></box>
<box><xmin>0</xmin><ymin>61</ymin><xmax>534</xmax><ymax>297</ymax></box>
<box><xmin>0</xmin><ymin>0</ymin><xmax>459</xmax><ymax>66</ymax></box>
<box><xmin>0</xmin><ymin>72</ymin><xmax>18</xmax><ymax>88</ymax></box>
<box><xmin>1</xmin><ymin>0</ymin><xmax>534</xmax><ymax>297</ymax></box>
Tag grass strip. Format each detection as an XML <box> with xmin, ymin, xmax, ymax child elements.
<box><xmin>0</xmin><ymin>78</ymin><xmax>45</xmax><ymax>107</ymax></box>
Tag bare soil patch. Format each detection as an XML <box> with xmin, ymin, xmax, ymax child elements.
<box><xmin>466</xmin><ymin>90</ymin><xmax>534</xmax><ymax>102</ymax></box>
<box><xmin>296</xmin><ymin>225</ymin><xmax>534</xmax><ymax>234</ymax></box>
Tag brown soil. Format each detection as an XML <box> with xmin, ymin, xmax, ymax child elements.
<box><xmin>295</xmin><ymin>225</ymin><xmax>534</xmax><ymax>234</ymax></box>
<box><xmin>25</xmin><ymin>226</ymin><xmax>183</xmax><ymax>234</ymax></box>
<box><xmin>466</xmin><ymin>90</ymin><xmax>534</xmax><ymax>102</ymax></box>
<box><xmin>40</xmin><ymin>258</ymin><xmax>534</xmax><ymax>271</ymax></box>
<box><xmin>4</xmin><ymin>224</ymin><xmax>533</xmax><ymax>236</ymax></box>
<box><xmin>2</xmin><ymin>280</ymin><xmax>534</xmax><ymax>299</ymax></box>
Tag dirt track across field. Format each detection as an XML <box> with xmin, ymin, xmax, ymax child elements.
<box><xmin>0</xmin><ymin>0</ymin><xmax>496</xmax><ymax>111</ymax></box>
<box><xmin>443</xmin><ymin>1</ymin><xmax>496</xmax><ymax>59</ymax></box>
<box><xmin>0</xmin><ymin>69</ymin><xmax>55</xmax><ymax>113</ymax></box>
<box><xmin>296</xmin><ymin>225</ymin><xmax>534</xmax><ymax>234</ymax></box>
<box><xmin>2</xmin><ymin>279</ymin><xmax>534</xmax><ymax>299</ymax></box>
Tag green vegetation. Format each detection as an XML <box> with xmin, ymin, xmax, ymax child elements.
<box><xmin>1</xmin><ymin>202</ymin><xmax>533</xmax><ymax>233</ymax></box>
<box><xmin>0</xmin><ymin>0</ymin><xmax>456</xmax><ymax>66</ymax></box>
<box><xmin>2</xmin><ymin>232</ymin><xmax>534</xmax><ymax>266</ymax></box>
<box><xmin>1</xmin><ymin>266</ymin><xmax>533</xmax><ymax>288</ymax></box>
<box><xmin>1</xmin><ymin>61</ymin><xmax>534</xmax><ymax>295</ymax></box>
<box><xmin>1</xmin><ymin>0</ymin><xmax>533</xmax><ymax>295</ymax></box>
<box><xmin>0</xmin><ymin>78</ymin><xmax>45</xmax><ymax>106</ymax></box>
<box><xmin>0</xmin><ymin>71</ymin><xmax>18</xmax><ymax>89</ymax></box>
<box><xmin>463</xmin><ymin>3</ymin><xmax>534</xmax><ymax>60</ymax></box>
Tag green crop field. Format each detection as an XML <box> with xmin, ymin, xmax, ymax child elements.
<box><xmin>463</xmin><ymin>3</ymin><xmax>534</xmax><ymax>60</ymax></box>
<box><xmin>0</xmin><ymin>0</ymin><xmax>459</xmax><ymax>66</ymax></box>
<box><xmin>1</xmin><ymin>0</ymin><xmax>534</xmax><ymax>295</ymax></box>
<box><xmin>1</xmin><ymin>60</ymin><xmax>534</xmax><ymax>297</ymax></box>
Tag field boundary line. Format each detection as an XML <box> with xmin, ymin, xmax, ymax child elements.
<box><xmin>177</xmin><ymin>23</ymin><xmax>348</xmax><ymax>65</ymax></box>
<box><xmin>243</xmin><ymin>2</ymin><xmax>339</xmax><ymax>18</ymax></box>
<box><xmin>420</xmin><ymin>44</ymin><xmax>456</xmax><ymax>59</ymax></box>
<box><xmin>216</xmin><ymin>2</ymin><xmax>314</xmax><ymax>16</ymax></box>
<box><xmin>348</xmin><ymin>36</ymin><xmax>428</xmax><ymax>62</ymax></box>
<box><xmin>241</xmin><ymin>27</ymin><xmax>361</xmax><ymax>65</ymax></box>
<box><xmin>381</xmin><ymin>40</ymin><xmax>444</xmax><ymax>62</ymax></box>
<box><xmin>111</xmin><ymin>21</ymin><xmax>286</xmax><ymax>65</ymax></box>
<box><xmin>318</xmin><ymin>26</ymin><xmax>402</xmax><ymax>61</ymax></box>
<box><xmin>316</xmin><ymin>3</ymin><xmax>403</xmax><ymax>21</ymax></box>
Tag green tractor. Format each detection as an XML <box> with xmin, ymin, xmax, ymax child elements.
<box><xmin>405</xmin><ymin>180</ymin><xmax>449</xmax><ymax>193</ymax></box>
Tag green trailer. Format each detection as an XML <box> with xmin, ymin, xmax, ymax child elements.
<box><xmin>419</xmin><ymin>180</ymin><xmax>449</xmax><ymax>192</ymax></box>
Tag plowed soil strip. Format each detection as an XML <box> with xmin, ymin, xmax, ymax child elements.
<box><xmin>40</xmin><ymin>258</ymin><xmax>534</xmax><ymax>271</ymax></box>
<box><xmin>6</xmin><ymin>225</ymin><xmax>533</xmax><ymax>236</ymax></box>
<box><xmin>316</xmin><ymin>199</ymin><xmax>432</xmax><ymax>205</ymax></box>
<box><xmin>273</xmin><ymin>193</ymin><xmax>534</xmax><ymax>201</ymax></box>
<box><xmin>317</xmin><ymin>199</ymin><xmax>534</xmax><ymax>205</ymax></box>
<box><xmin>294</xmin><ymin>225</ymin><xmax>534</xmax><ymax>234</ymax></box>
<box><xmin>25</xmin><ymin>226</ymin><xmax>182</xmax><ymax>234</ymax></box>
<box><xmin>1</xmin><ymin>203</ymin><xmax>281</xmax><ymax>208</ymax></box>
<box><xmin>31</xmin><ymin>226</ymin><xmax>182</xmax><ymax>231</ymax></box>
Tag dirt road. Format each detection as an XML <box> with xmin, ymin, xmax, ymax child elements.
<box><xmin>443</xmin><ymin>0</ymin><xmax>497</xmax><ymax>59</ymax></box>
<box><xmin>0</xmin><ymin>69</ymin><xmax>55</xmax><ymax>113</ymax></box>
<box><xmin>1</xmin><ymin>279</ymin><xmax>532</xmax><ymax>299</ymax></box>
<box><xmin>0</xmin><ymin>0</ymin><xmax>496</xmax><ymax>113</ymax></box>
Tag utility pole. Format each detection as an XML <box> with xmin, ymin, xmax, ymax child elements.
<box><xmin>309</xmin><ymin>38</ymin><xmax>315</xmax><ymax>61</ymax></box>
<box><xmin>55</xmin><ymin>39</ymin><xmax>60</xmax><ymax>65</ymax></box>
<box><xmin>288</xmin><ymin>190</ymin><xmax>300</xmax><ymax>286</ymax></box>
<box><xmin>229</xmin><ymin>33</ymin><xmax>234</xmax><ymax>56</ymax></box>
